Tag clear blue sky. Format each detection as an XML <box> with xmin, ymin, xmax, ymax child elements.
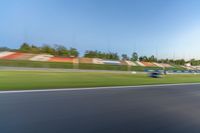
<box><xmin>1</xmin><ymin>0</ymin><xmax>200</xmax><ymax>59</ymax></box>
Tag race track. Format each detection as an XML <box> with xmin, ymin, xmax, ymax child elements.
<box><xmin>1</xmin><ymin>84</ymin><xmax>200</xmax><ymax>133</ymax></box>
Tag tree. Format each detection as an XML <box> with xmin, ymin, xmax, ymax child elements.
<box><xmin>19</xmin><ymin>43</ymin><xmax>31</xmax><ymax>52</ymax></box>
<box><xmin>84</xmin><ymin>50</ymin><xmax>97</xmax><ymax>58</ymax></box>
<box><xmin>121</xmin><ymin>54</ymin><xmax>129</xmax><ymax>60</ymax></box>
<box><xmin>190</xmin><ymin>59</ymin><xmax>196</xmax><ymax>66</ymax></box>
<box><xmin>69</xmin><ymin>48</ymin><xmax>79</xmax><ymax>57</ymax></box>
<box><xmin>139</xmin><ymin>56</ymin><xmax>148</xmax><ymax>61</ymax></box>
<box><xmin>131</xmin><ymin>52</ymin><xmax>138</xmax><ymax>61</ymax></box>
<box><xmin>174</xmin><ymin>59</ymin><xmax>185</xmax><ymax>65</ymax></box>
<box><xmin>111</xmin><ymin>52</ymin><xmax>119</xmax><ymax>60</ymax></box>
<box><xmin>84</xmin><ymin>50</ymin><xmax>119</xmax><ymax>60</ymax></box>
<box><xmin>54</xmin><ymin>45</ymin><xmax>68</xmax><ymax>56</ymax></box>
<box><xmin>139</xmin><ymin>56</ymin><xmax>143</xmax><ymax>61</ymax></box>
<box><xmin>148</xmin><ymin>55</ymin><xmax>157</xmax><ymax>62</ymax></box>
<box><xmin>41</xmin><ymin>45</ymin><xmax>55</xmax><ymax>55</ymax></box>
<box><xmin>30</xmin><ymin>45</ymin><xmax>40</xmax><ymax>53</ymax></box>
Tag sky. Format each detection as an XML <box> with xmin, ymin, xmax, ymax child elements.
<box><xmin>1</xmin><ymin>0</ymin><xmax>200</xmax><ymax>59</ymax></box>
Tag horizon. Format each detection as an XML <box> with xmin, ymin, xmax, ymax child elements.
<box><xmin>1</xmin><ymin>0</ymin><xmax>200</xmax><ymax>60</ymax></box>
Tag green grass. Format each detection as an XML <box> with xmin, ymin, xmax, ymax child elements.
<box><xmin>0</xmin><ymin>59</ymin><xmax>186</xmax><ymax>71</ymax></box>
<box><xmin>0</xmin><ymin>59</ymin><xmax>74</xmax><ymax>69</ymax></box>
<box><xmin>0</xmin><ymin>71</ymin><xmax>200</xmax><ymax>90</ymax></box>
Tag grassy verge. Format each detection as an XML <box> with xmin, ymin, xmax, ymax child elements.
<box><xmin>0</xmin><ymin>59</ymin><xmax>74</xmax><ymax>69</ymax></box>
<box><xmin>0</xmin><ymin>59</ymin><xmax>186</xmax><ymax>71</ymax></box>
<box><xmin>0</xmin><ymin>71</ymin><xmax>200</xmax><ymax>90</ymax></box>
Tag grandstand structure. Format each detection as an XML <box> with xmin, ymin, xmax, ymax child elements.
<box><xmin>182</xmin><ymin>63</ymin><xmax>200</xmax><ymax>70</ymax></box>
<box><xmin>0</xmin><ymin>51</ymin><xmax>173</xmax><ymax>68</ymax></box>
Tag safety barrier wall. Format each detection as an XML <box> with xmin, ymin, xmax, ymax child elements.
<box><xmin>135</xmin><ymin>61</ymin><xmax>145</xmax><ymax>66</ymax></box>
<box><xmin>102</xmin><ymin>60</ymin><xmax>121</xmax><ymax>65</ymax></box>
<box><xmin>29</xmin><ymin>54</ymin><xmax>53</xmax><ymax>61</ymax></box>
<box><xmin>79</xmin><ymin>58</ymin><xmax>93</xmax><ymax>64</ymax></box>
<box><xmin>0</xmin><ymin>52</ymin><xmax>25</xmax><ymax>60</ymax></box>
<box><xmin>48</xmin><ymin>57</ymin><xmax>74</xmax><ymax>63</ymax></box>
<box><xmin>0</xmin><ymin>52</ymin><xmax>15</xmax><ymax>58</ymax></box>
<box><xmin>0</xmin><ymin>51</ymin><xmax>176</xmax><ymax>69</ymax></box>
<box><xmin>125</xmin><ymin>61</ymin><xmax>137</xmax><ymax>66</ymax></box>
<box><xmin>140</xmin><ymin>62</ymin><xmax>156</xmax><ymax>67</ymax></box>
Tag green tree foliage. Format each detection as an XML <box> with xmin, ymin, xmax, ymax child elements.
<box><xmin>30</xmin><ymin>45</ymin><xmax>40</xmax><ymax>53</ymax></box>
<box><xmin>19</xmin><ymin>43</ymin><xmax>31</xmax><ymax>52</ymax></box>
<box><xmin>54</xmin><ymin>45</ymin><xmax>68</xmax><ymax>56</ymax></box>
<box><xmin>188</xmin><ymin>59</ymin><xmax>200</xmax><ymax>66</ymax></box>
<box><xmin>131</xmin><ymin>52</ymin><xmax>138</xmax><ymax>61</ymax></box>
<box><xmin>84</xmin><ymin>50</ymin><xmax>95</xmax><ymax>58</ymax></box>
<box><xmin>19</xmin><ymin>43</ymin><xmax>40</xmax><ymax>53</ymax></box>
<box><xmin>41</xmin><ymin>45</ymin><xmax>55</xmax><ymax>55</ymax></box>
<box><xmin>157</xmin><ymin>59</ymin><xmax>186</xmax><ymax>65</ymax></box>
<box><xmin>84</xmin><ymin>50</ymin><xmax>119</xmax><ymax>60</ymax></box>
<box><xmin>148</xmin><ymin>55</ymin><xmax>157</xmax><ymax>62</ymax></box>
<box><xmin>18</xmin><ymin>43</ymin><xmax>79</xmax><ymax>57</ymax></box>
<box><xmin>175</xmin><ymin>59</ymin><xmax>186</xmax><ymax>65</ymax></box>
<box><xmin>190</xmin><ymin>59</ymin><xmax>198</xmax><ymax>66</ymax></box>
<box><xmin>121</xmin><ymin>54</ymin><xmax>129</xmax><ymax>60</ymax></box>
<box><xmin>68</xmin><ymin>48</ymin><xmax>79</xmax><ymax>57</ymax></box>
<box><xmin>139</xmin><ymin>56</ymin><xmax>148</xmax><ymax>61</ymax></box>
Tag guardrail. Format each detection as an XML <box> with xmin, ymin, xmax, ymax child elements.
<box><xmin>144</xmin><ymin>69</ymin><xmax>200</xmax><ymax>74</ymax></box>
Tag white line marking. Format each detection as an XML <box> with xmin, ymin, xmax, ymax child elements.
<box><xmin>0</xmin><ymin>83</ymin><xmax>200</xmax><ymax>94</ymax></box>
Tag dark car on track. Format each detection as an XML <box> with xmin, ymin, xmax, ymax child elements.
<box><xmin>149</xmin><ymin>72</ymin><xmax>162</xmax><ymax>78</ymax></box>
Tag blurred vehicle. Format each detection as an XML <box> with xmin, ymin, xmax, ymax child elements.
<box><xmin>149</xmin><ymin>72</ymin><xmax>162</xmax><ymax>78</ymax></box>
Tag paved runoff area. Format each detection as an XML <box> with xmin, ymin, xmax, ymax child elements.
<box><xmin>1</xmin><ymin>84</ymin><xmax>200</xmax><ymax>133</ymax></box>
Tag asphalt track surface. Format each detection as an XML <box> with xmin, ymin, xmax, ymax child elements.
<box><xmin>1</xmin><ymin>84</ymin><xmax>200</xmax><ymax>133</ymax></box>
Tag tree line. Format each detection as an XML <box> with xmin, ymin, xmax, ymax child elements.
<box><xmin>19</xmin><ymin>43</ymin><xmax>79</xmax><ymax>57</ymax></box>
<box><xmin>1</xmin><ymin>43</ymin><xmax>200</xmax><ymax>66</ymax></box>
<box><xmin>84</xmin><ymin>50</ymin><xmax>119</xmax><ymax>60</ymax></box>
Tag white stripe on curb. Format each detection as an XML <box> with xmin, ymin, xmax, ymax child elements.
<box><xmin>1</xmin><ymin>83</ymin><xmax>200</xmax><ymax>94</ymax></box>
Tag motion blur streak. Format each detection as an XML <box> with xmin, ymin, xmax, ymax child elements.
<box><xmin>1</xmin><ymin>84</ymin><xmax>200</xmax><ymax>133</ymax></box>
